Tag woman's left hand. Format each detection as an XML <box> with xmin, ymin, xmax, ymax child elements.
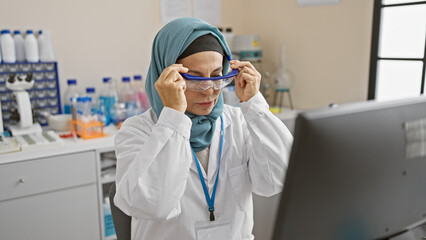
<box><xmin>230</xmin><ymin>60</ymin><xmax>261</xmax><ymax>102</ymax></box>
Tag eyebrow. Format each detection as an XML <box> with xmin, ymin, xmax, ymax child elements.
<box><xmin>188</xmin><ymin>66</ymin><xmax>223</xmax><ymax>76</ymax></box>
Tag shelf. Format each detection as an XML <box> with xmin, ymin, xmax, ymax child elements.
<box><xmin>101</xmin><ymin>175</ymin><xmax>116</xmax><ymax>184</ymax></box>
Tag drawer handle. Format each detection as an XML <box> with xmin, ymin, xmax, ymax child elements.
<box><xmin>19</xmin><ymin>178</ymin><xmax>25</xmax><ymax>183</ymax></box>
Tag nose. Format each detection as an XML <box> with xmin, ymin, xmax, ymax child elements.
<box><xmin>201</xmin><ymin>83</ymin><xmax>215</xmax><ymax>95</ymax></box>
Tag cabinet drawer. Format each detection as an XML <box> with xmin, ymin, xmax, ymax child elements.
<box><xmin>0</xmin><ymin>151</ymin><xmax>97</xmax><ymax>201</ymax></box>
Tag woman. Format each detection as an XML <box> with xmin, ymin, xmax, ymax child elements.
<box><xmin>114</xmin><ymin>17</ymin><xmax>293</xmax><ymax>240</ymax></box>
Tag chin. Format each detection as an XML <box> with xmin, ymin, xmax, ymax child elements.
<box><xmin>194</xmin><ymin>107</ymin><xmax>214</xmax><ymax>116</ymax></box>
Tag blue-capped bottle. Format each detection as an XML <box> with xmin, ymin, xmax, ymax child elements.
<box><xmin>86</xmin><ymin>87</ymin><xmax>97</xmax><ymax>116</ymax></box>
<box><xmin>24</xmin><ymin>30</ymin><xmax>39</xmax><ymax>62</ymax></box>
<box><xmin>119</xmin><ymin>76</ymin><xmax>137</xmax><ymax>118</ymax></box>
<box><xmin>63</xmin><ymin>79</ymin><xmax>79</xmax><ymax>114</ymax></box>
<box><xmin>0</xmin><ymin>29</ymin><xmax>16</xmax><ymax>63</ymax></box>
<box><xmin>99</xmin><ymin>77</ymin><xmax>117</xmax><ymax>125</ymax></box>
<box><xmin>13</xmin><ymin>30</ymin><xmax>25</xmax><ymax>62</ymax></box>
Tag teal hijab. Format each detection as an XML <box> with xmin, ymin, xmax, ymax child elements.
<box><xmin>145</xmin><ymin>18</ymin><xmax>232</xmax><ymax>151</ymax></box>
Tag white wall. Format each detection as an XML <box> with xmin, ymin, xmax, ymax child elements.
<box><xmin>241</xmin><ymin>0</ymin><xmax>374</xmax><ymax>109</ymax></box>
<box><xmin>1</xmin><ymin>0</ymin><xmax>373</xmax><ymax>110</ymax></box>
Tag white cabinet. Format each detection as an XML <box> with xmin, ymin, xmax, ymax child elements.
<box><xmin>0</xmin><ymin>151</ymin><xmax>101</xmax><ymax>240</ymax></box>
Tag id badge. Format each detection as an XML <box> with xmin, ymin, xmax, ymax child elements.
<box><xmin>195</xmin><ymin>219</ymin><xmax>232</xmax><ymax>240</ymax></box>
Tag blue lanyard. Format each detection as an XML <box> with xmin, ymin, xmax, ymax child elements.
<box><xmin>191</xmin><ymin>115</ymin><xmax>224</xmax><ymax>221</ymax></box>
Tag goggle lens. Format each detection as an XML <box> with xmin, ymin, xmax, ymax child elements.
<box><xmin>182</xmin><ymin>69</ymin><xmax>237</xmax><ymax>92</ymax></box>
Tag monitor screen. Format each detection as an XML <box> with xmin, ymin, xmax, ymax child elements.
<box><xmin>272</xmin><ymin>97</ymin><xmax>426</xmax><ymax>239</ymax></box>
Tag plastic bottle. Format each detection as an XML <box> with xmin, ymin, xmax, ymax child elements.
<box><xmin>63</xmin><ymin>79</ymin><xmax>79</xmax><ymax>114</ymax></box>
<box><xmin>24</xmin><ymin>30</ymin><xmax>39</xmax><ymax>62</ymax></box>
<box><xmin>103</xmin><ymin>197</ymin><xmax>116</xmax><ymax>237</ymax></box>
<box><xmin>133</xmin><ymin>75</ymin><xmax>150</xmax><ymax>112</ymax></box>
<box><xmin>0</xmin><ymin>29</ymin><xmax>16</xmax><ymax>63</ymax></box>
<box><xmin>13</xmin><ymin>30</ymin><xmax>25</xmax><ymax>62</ymax></box>
<box><xmin>39</xmin><ymin>30</ymin><xmax>55</xmax><ymax>62</ymax></box>
<box><xmin>37</xmin><ymin>30</ymin><xmax>44</xmax><ymax>56</ymax></box>
<box><xmin>86</xmin><ymin>87</ymin><xmax>97</xmax><ymax>116</ymax></box>
<box><xmin>76</xmin><ymin>96</ymin><xmax>92</xmax><ymax>124</ymax></box>
<box><xmin>99</xmin><ymin>77</ymin><xmax>117</xmax><ymax>126</ymax></box>
<box><xmin>119</xmin><ymin>76</ymin><xmax>137</xmax><ymax>117</ymax></box>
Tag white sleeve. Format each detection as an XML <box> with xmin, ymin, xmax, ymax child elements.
<box><xmin>240</xmin><ymin>92</ymin><xmax>293</xmax><ymax>197</ymax></box>
<box><xmin>114</xmin><ymin>107</ymin><xmax>193</xmax><ymax>220</ymax></box>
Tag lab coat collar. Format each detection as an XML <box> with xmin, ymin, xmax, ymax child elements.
<box><xmin>190</xmin><ymin>113</ymin><xmax>231</xmax><ymax>183</ymax></box>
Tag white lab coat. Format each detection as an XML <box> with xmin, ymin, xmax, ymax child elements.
<box><xmin>114</xmin><ymin>92</ymin><xmax>293</xmax><ymax>240</ymax></box>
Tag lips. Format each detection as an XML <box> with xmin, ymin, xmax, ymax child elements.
<box><xmin>198</xmin><ymin>101</ymin><xmax>213</xmax><ymax>107</ymax></box>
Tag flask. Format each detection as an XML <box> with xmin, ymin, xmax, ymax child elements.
<box><xmin>24</xmin><ymin>30</ymin><xmax>39</xmax><ymax>62</ymax></box>
<box><xmin>39</xmin><ymin>30</ymin><xmax>55</xmax><ymax>61</ymax></box>
<box><xmin>99</xmin><ymin>77</ymin><xmax>117</xmax><ymax>125</ymax></box>
<box><xmin>13</xmin><ymin>30</ymin><xmax>25</xmax><ymax>62</ymax></box>
<box><xmin>0</xmin><ymin>29</ymin><xmax>16</xmax><ymax>63</ymax></box>
<box><xmin>133</xmin><ymin>75</ymin><xmax>150</xmax><ymax>112</ymax></box>
<box><xmin>63</xmin><ymin>79</ymin><xmax>79</xmax><ymax>114</ymax></box>
<box><xmin>86</xmin><ymin>87</ymin><xmax>97</xmax><ymax>116</ymax></box>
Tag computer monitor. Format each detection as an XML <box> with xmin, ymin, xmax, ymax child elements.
<box><xmin>272</xmin><ymin>97</ymin><xmax>426</xmax><ymax>240</ymax></box>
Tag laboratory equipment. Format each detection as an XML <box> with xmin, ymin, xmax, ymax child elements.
<box><xmin>72</xmin><ymin>96</ymin><xmax>105</xmax><ymax>139</ymax></box>
<box><xmin>12</xmin><ymin>130</ymin><xmax>63</xmax><ymax>149</ymax></box>
<box><xmin>133</xmin><ymin>75</ymin><xmax>150</xmax><ymax>112</ymax></box>
<box><xmin>47</xmin><ymin>114</ymin><xmax>71</xmax><ymax>132</ymax></box>
<box><xmin>13</xmin><ymin>30</ymin><xmax>25</xmax><ymax>62</ymax></box>
<box><xmin>1</xmin><ymin>29</ymin><xmax>16</xmax><ymax>63</ymax></box>
<box><xmin>223</xmin><ymin>27</ymin><xmax>234</xmax><ymax>50</ymax></box>
<box><xmin>272</xmin><ymin>44</ymin><xmax>294</xmax><ymax>109</ymax></box>
<box><xmin>24</xmin><ymin>30</ymin><xmax>39</xmax><ymax>62</ymax></box>
<box><xmin>6</xmin><ymin>71</ymin><xmax>43</xmax><ymax>136</ymax></box>
<box><xmin>86</xmin><ymin>87</ymin><xmax>97</xmax><ymax>115</ymax></box>
<box><xmin>119</xmin><ymin>76</ymin><xmax>138</xmax><ymax>117</ymax></box>
<box><xmin>37</xmin><ymin>30</ymin><xmax>44</xmax><ymax>55</ymax></box>
<box><xmin>232</xmin><ymin>35</ymin><xmax>263</xmax><ymax>61</ymax></box>
<box><xmin>273</xmin><ymin>96</ymin><xmax>426</xmax><ymax>240</ymax></box>
<box><xmin>103</xmin><ymin>197</ymin><xmax>116</xmax><ymax>237</ymax></box>
<box><xmin>39</xmin><ymin>30</ymin><xmax>55</xmax><ymax>62</ymax></box>
<box><xmin>181</xmin><ymin>69</ymin><xmax>237</xmax><ymax>92</ymax></box>
<box><xmin>99</xmin><ymin>77</ymin><xmax>117</xmax><ymax>125</ymax></box>
<box><xmin>63</xmin><ymin>79</ymin><xmax>79</xmax><ymax>114</ymax></box>
<box><xmin>0</xmin><ymin>134</ymin><xmax>21</xmax><ymax>154</ymax></box>
<box><xmin>0</xmin><ymin>61</ymin><xmax>61</xmax><ymax>128</ymax></box>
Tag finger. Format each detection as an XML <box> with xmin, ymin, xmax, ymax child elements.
<box><xmin>163</xmin><ymin>66</ymin><xmax>188</xmax><ymax>83</ymax></box>
<box><xmin>239</xmin><ymin>66</ymin><xmax>257</xmax><ymax>77</ymax></box>
<box><xmin>241</xmin><ymin>73</ymin><xmax>257</xmax><ymax>85</ymax></box>
<box><xmin>230</xmin><ymin>60</ymin><xmax>256</xmax><ymax>71</ymax></box>
<box><xmin>235</xmin><ymin>72</ymin><xmax>246</xmax><ymax>89</ymax></box>
<box><xmin>161</xmin><ymin>65</ymin><xmax>188</xmax><ymax>82</ymax></box>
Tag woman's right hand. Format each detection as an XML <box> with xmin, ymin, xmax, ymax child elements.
<box><xmin>155</xmin><ymin>64</ymin><xmax>189</xmax><ymax>113</ymax></box>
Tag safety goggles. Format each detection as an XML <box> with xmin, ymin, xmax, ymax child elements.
<box><xmin>181</xmin><ymin>69</ymin><xmax>238</xmax><ymax>92</ymax></box>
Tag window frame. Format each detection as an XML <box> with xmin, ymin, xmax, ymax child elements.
<box><xmin>368</xmin><ymin>0</ymin><xmax>426</xmax><ymax>100</ymax></box>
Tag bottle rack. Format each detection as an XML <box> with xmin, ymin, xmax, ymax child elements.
<box><xmin>0</xmin><ymin>62</ymin><xmax>61</xmax><ymax>129</ymax></box>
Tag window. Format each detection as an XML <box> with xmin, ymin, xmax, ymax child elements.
<box><xmin>368</xmin><ymin>0</ymin><xmax>426</xmax><ymax>101</ymax></box>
